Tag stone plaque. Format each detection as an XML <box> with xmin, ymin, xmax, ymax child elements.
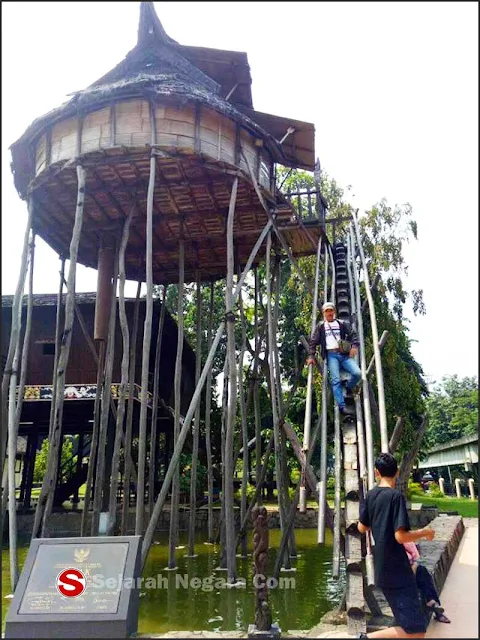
<box><xmin>5</xmin><ymin>536</ymin><xmax>142</xmax><ymax>638</ymax></box>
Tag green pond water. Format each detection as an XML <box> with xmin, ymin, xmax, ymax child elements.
<box><xmin>2</xmin><ymin>529</ymin><xmax>344</xmax><ymax>634</ymax></box>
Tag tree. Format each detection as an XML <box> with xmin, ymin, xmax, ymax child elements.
<box><xmin>33</xmin><ymin>436</ymin><xmax>75</xmax><ymax>483</ymax></box>
<box><xmin>425</xmin><ymin>375</ymin><xmax>478</xmax><ymax>448</ymax></box>
<box><xmin>276</xmin><ymin>166</ymin><xmax>428</xmax><ymax>462</ymax></box>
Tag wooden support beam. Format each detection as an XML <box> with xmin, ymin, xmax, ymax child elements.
<box><xmin>136</xmin><ymin>150</ymin><xmax>156</xmax><ymax>536</ymax></box>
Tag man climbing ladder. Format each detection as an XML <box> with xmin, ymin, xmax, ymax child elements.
<box><xmin>307</xmin><ymin>301</ymin><xmax>361</xmax><ymax>415</ymax></box>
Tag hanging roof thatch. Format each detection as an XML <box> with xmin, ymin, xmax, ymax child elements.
<box><xmin>10</xmin><ymin>2</ymin><xmax>315</xmax><ymax>201</ymax></box>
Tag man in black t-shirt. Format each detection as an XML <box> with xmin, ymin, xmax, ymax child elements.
<box><xmin>356</xmin><ymin>453</ymin><xmax>435</xmax><ymax>639</ymax></box>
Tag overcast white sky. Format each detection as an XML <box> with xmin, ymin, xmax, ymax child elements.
<box><xmin>2</xmin><ymin>1</ymin><xmax>478</xmax><ymax>385</ymax></box>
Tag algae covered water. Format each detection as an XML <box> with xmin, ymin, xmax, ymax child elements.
<box><xmin>2</xmin><ymin>528</ymin><xmax>344</xmax><ymax>634</ymax></box>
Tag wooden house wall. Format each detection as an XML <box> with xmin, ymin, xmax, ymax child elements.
<box><xmin>34</xmin><ymin>99</ymin><xmax>272</xmax><ymax>190</ymax></box>
<box><xmin>1</xmin><ymin>301</ymin><xmax>195</xmax><ymax>415</ymax></box>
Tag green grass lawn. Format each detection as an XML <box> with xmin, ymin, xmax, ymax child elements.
<box><xmin>411</xmin><ymin>494</ymin><xmax>479</xmax><ymax>518</ymax></box>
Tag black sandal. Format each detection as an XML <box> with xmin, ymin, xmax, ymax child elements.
<box><xmin>427</xmin><ymin>603</ymin><xmax>444</xmax><ymax>616</ymax></box>
<box><xmin>434</xmin><ymin>612</ymin><xmax>451</xmax><ymax>624</ymax></box>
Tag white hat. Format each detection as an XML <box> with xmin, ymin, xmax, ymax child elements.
<box><xmin>322</xmin><ymin>302</ymin><xmax>336</xmax><ymax>312</ymax></box>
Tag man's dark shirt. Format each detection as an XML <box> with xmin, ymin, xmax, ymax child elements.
<box><xmin>308</xmin><ymin>319</ymin><xmax>359</xmax><ymax>362</ymax></box>
<box><xmin>359</xmin><ymin>485</ymin><xmax>415</xmax><ymax>589</ymax></box>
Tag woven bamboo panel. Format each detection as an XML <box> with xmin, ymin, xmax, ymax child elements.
<box><xmin>29</xmin><ymin>98</ymin><xmax>322</xmax><ymax>283</ymax></box>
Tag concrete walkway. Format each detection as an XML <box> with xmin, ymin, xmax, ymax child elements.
<box><xmin>425</xmin><ymin>517</ymin><xmax>478</xmax><ymax>639</ymax></box>
<box><xmin>315</xmin><ymin>517</ymin><xmax>478</xmax><ymax>639</ymax></box>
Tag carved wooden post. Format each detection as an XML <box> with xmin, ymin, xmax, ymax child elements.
<box><xmin>248</xmin><ymin>505</ymin><xmax>281</xmax><ymax>638</ymax></box>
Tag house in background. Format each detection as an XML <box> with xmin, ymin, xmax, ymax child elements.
<box><xmin>1</xmin><ymin>292</ymin><xmax>196</xmax><ymax>510</ymax></box>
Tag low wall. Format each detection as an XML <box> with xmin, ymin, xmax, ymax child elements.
<box><xmin>370</xmin><ymin>514</ymin><xmax>465</xmax><ymax>623</ymax></box>
<box><xmin>12</xmin><ymin>505</ymin><xmax>439</xmax><ymax>539</ymax></box>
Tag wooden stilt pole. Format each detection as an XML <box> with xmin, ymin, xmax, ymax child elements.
<box><xmin>136</xmin><ymin>151</ymin><xmax>156</xmax><ymax>535</ymax></box>
<box><xmin>34</xmin><ymin>165</ymin><xmax>86</xmax><ymax>539</ymax></box>
<box><xmin>1</xmin><ymin>233</ymin><xmax>35</xmax><ymax>553</ymax></box>
<box><xmin>238</xmin><ymin>281</ymin><xmax>249</xmax><ymax>558</ymax></box>
<box><xmin>91</xmin><ymin>248</ymin><xmax>119</xmax><ymax>535</ymax></box>
<box><xmin>273</xmin><ymin>413</ymin><xmax>322</xmax><ymax>580</ymax></box>
<box><xmin>48</xmin><ymin>259</ymin><xmax>66</xmax><ymax>441</ymax></box>
<box><xmin>187</xmin><ymin>273</ymin><xmax>202</xmax><ymax>557</ymax></box>
<box><xmin>81</xmin><ymin>340</ymin><xmax>105</xmax><ymax>536</ymax></box>
<box><xmin>265</xmin><ymin>232</ymin><xmax>287</xmax><ymax>550</ymax></box>
<box><xmin>1</xmin><ymin>201</ymin><xmax>33</xmax><ymax>476</ymax></box>
<box><xmin>204</xmin><ymin>282</ymin><xmax>215</xmax><ymax>543</ymax></box>
<box><xmin>349</xmin><ymin>225</ymin><xmax>375</xmax><ymax>489</ymax></box>
<box><xmin>168</xmin><ymin>233</ymin><xmax>185</xmax><ymax>567</ymax></box>
<box><xmin>318</xmin><ymin>244</ymin><xmax>330</xmax><ymax>544</ymax></box>
<box><xmin>7</xmin><ymin>289</ymin><xmax>24</xmax><ymax>588</ymax></box>
<box><xmin>141</xmin><ymin>220</ymin><xmax>268</xmax><ymax>568</ymax></box>
<box><xmin>224</xmin><ymin>177</ymin><xmax>239</xmax><ymax>583</ymax></box>
<box><xmin>148</xmin><ymin>286</ymin><xmax>166</xmax><ymax>518</ymax></box>
<box><xmin>253</xmin><ymin>269</ymin><xmax>262</xmax><ymax>505</ymax></box>
<box><xmin>107</xmin><ymin>210</ymin><xmax>133</xmax><ymax>534</ymax></box>
<box><xmin>352</xmin><ymin>213</ymin><xmax>388</xmax><ymax>452</ymax></box>
<box><xmin>15</xmin><ymin>235</ymin><xmax>35</xmax><ymax>428</ymax></box>
<box><xmin>332</xmin><ymin>404</ymin><xmax>342</xmax><ymax>577</ymax></box>
<box><xmin>218</xmin><ymin>357</ymin><xmax>228</xmax><ymax>565</ymax></box>
<box><xmin>121</xmin><ymin>280</ymin><xmax>142</xmax><ymax>535</ymax></box>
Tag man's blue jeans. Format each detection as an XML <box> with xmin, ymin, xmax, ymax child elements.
<box><xmin>326</xmin><ymin>351</ymin><xmax>361</xmax><ymax>408</ymax></box>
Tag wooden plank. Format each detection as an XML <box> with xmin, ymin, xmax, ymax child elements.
<box><xmin>346</xmin><ymin>500</ymin><xmax>360</xmax><ymax>523</ymax></box>
<box><xmin>342</xmin><ymin>421</ymin><xmax>357</xmax><ymax>444</ymax></box>
<box><xmin>344</xmin><ymin>443</ymin><xmax>358</xmax><ymax>470</ymax></box>
<box><xmin>346</xmin><ymin>571</ymin><xmax>365</xmax><ymax>611</ymax></box>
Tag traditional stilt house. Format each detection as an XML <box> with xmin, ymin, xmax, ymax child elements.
<box><xmin>1</xmin><ymin>293</ymin><xmax>195</xmax><ymax>509</ymax></box>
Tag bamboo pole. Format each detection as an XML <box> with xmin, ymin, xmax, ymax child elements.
<box><xmin>81</xmin><ymin>340</ymin><xmax>105</xmax><ymax>536</ymax></box>
<box><xmin>273</xmin><ymin>412</ymin><xmax>322</xmax><ymax>580</ymax></box>
<box><xmin>34</xmin><ymin>165</ymin><xmax>86</xmax><ymax>538</ymax></box>
<box><xmin>121</xmin><ymin>280</ymin><xmax>142</xmax><ymax>535</ymax></box>
<box><xmin>253</xmin><ymin>269</ymin><xmax>262</xmax><ymax>505</ymax></box>
<box><xmin>352</xmin><ymin>213</ymin><xmax>388</xmax><ymax>452</ymax></box>
<box><xmin>332</xmin><ymin>404</ymin><xmax>342</xmax><ymax>578</ymax></box>
<box><xmin>142</xmin><ymin>329</ymin><xmax>225</xmax><ymax>565</ymax></box>
<box><xmin>281</xmin><ymin>419</ymin><xmax>342</xmax><ymax>549</ymax></box>
<box><xmin>107</xmin><ymin>210</ymin><xmax>133</xmax><ymax>534</ymax></box>
<box><xmin>238</xmin><ymin>280</ymin><xmax>249</xmax><ymax>558</ymax></box>
<box><xmin>168</xmin><ymin>234</ymin><xmax>185</xmax><ymax>568</ymax></box>
<box><xmin>1</xmin><ymin>233</ymin><xmax>36</xmax><ymax>552</ymax></box>
<box><xmin>224</xmin><ymin>177</ymin><xmax>239</xmax><ymax>583</ymax></box>
<box><xmin>7</xmin><ymin>289</ymin><xmax>24</xmax><ymax>588</ymax></box>
<box><xmin>301</xmin><ymin>237</ymin><xmax>322</xmax><ymax>512</ymax></box>
<box><xmin>272</xmin><ymin>258</ymin><xmax>295</xmax><ymax>564</ymax></box>
<box><xmin>14</xmin><ymin>236</ymin><xmax>35</xmax><ymax>430</ymax></box>
<box><xmin>218</xmin><ymin>357</ymin><xmax>229</xmax><ymax>566</ymax></box>
<box><xmin>366</xmin><ymin>331</ymin><xmax>389</xmax><ymax>377</ymax></box>
<box><xmin>141</xmin><ymin>219</ymin><xmax>268</xmax><ymax>567</ymax></box>
<box><xmin>349</xmin><ymin>225</ymin><xmax>375</xmax><ymax>489</ymax></box>
<box><xmin>240</xmin><ymin>150</ymin><xmax>314</xmax><ymax>294</ymax></box>
<box><xmin>136</xmin><ymin>152</ymin><xmax>156</xmax><ymax>535</ymax></box>
<box><xmin>91</xmin><ymin>248</ymin><xmax>119</xmax><ymax>535</ymax></box>
<box><xmin>187</xmin><ymin>273</ymin><xmax>202</xmax><ymax>557</ymax></box>
<box><xmin>265</xmin><ymin>232</ymin><xmax>287</xmax><ymax>546</ymax></box>
<box><xmin>204</xmin><ymin>282</ymin><xmax>215</xmax><ymax>543</ymax></box>
<box><xmin>48</xmin><ymin>259</ymin><xmax>66</xmax><ymax>441</ymax></box>
<box><xmin>1</xmin><ymin>201</ymin><xmax>33</xmax><ymax>476</ymax></box>
<box><xmin>346</xmin><ymin>236</ymin><xmax>367</xmax><ymax>483</ymax></box>
<box><xmin>149</xmin><ymin>285</ymin><xmax>166</xmax><ymax>518</ymax></box>
<box><xmin>317</xmin><ymin>243</ymin><xmax>330</xmax><ymax>544</ymax></box>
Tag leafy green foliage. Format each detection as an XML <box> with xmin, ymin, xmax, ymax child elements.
<box><xmin>425</xmin><ymin>375</ymin><xmax>478</xmax><ymax>448</ymax></box>
<box><xmin>33</xmin><ymin>436</ymin><xmax>75</xmax><ymax>483</ymax></box>
<box><xmin>152</xmin><ymin>164</ymin><xmax>430</xmax><ymax>488</ymax></box>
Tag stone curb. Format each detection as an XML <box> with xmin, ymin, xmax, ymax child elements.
<box><xmin>134</xmin><ymin>516</ymin><xmax>466</xmax><ymax>639</ymax></box>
